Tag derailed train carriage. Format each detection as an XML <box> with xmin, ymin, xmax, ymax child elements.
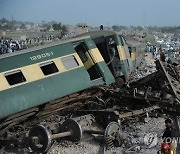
<box><xmin>0</xmin><ymin>35</ymin><xmax>114</xmax><ymax>120</ymax></box>
<box><xmin>77</xmin><ymin>30</ymin><xmax>145</xmax><ymax>84</ymax></box>
<box><xmin>0</xmin><ymin>31</ymin><xmax>145</xmax><ymax>153</ymax></box>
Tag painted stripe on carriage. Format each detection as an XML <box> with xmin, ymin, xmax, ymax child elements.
<box><xmin>131</xmin><ymin>52</ymin><xmax>136</xmax><ymax>60</ymax></box>
<box><xmin>0</xmin><ymin>53</ymin><xmax>84</xmax><ymax>91</ymax></box>
<box><xmin>83</xmin><ymin>48</ymin><xmax>104</xmax><ymax>70</ymax></box>
<box><xmin>117</xmin><ymin>45</ymin><xmax>127</xmax><ymax>61</ymax></box>
<box><xmin>90</xmin><ymin>48</ymin><xmax>104</xmax><ymax>63</ymax></box>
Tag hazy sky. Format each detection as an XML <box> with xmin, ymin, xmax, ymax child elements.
<box><xmin>0</xmin><ymin>0</ymin><xmax>179</xmax><ymax>27</ymax></box>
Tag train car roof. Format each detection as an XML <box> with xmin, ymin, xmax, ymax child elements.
<box><xmin>76</xmin><ymin>30</ymin><xmax>117</xmax><ymax>39</ymax></box>
<box><xmin>126</xmin><ymin>40</ymin><xmax>142</xmax><ymax>47</ymax></box>
<box><xmin>0</xmin><ymin>35</ymin><xmax>91</xmax><ymax>60</ymax></box>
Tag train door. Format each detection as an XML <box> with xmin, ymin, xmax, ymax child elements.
<box><xmin>105</xmin><ymin>36</ymin><xmax>121</xmax><ymax>78</ymax></box>
<box><xmin>93</xmin><ymin>36</ymin><xmax>109</xmax><ymax>63</ymax></box>
<box><xmin>93</xmin><ymin>36</ymin><xmax>120</xmax><ymax>78</ymax></box>
<box><xmin>73</xmin><ymin>42</ymin><xmax>103</xmax><ymax>81</ymax></box>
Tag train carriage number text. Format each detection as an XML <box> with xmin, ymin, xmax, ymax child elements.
<box><xmin>30</xmin><ymin>52</ymin><xmax>54</xmax><ymax>61</ymax></box>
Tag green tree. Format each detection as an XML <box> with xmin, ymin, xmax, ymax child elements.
<box><xmin>112</xmin><ymin>25</ymin><xmax>127</xmax><ymax>31</ymax></box>
<box><xmin>20</xmin><ymin>23</ymin><xmax>26</xmax><ymax>29</ymax></box>
<box><xmin>112</xmin><ymin>25</ymin><xmax>120</xmax><ymax>31</ymax></box>
<box><xmin>1</xmin><ymin>18</ymin><xmax>9</xmax><ymax>24</ymax></box>
<box><xmin>61</xmin><ymin>25</ymin><xmax>68</xmax><ymax>33</ymax></box>
<box><xmin>42</xmin><ymin>24</ymin><xmax>51</xmax><ymax>30</ymax></box>
<box><xmin>52</xmin><ymin>22</ymin><xmax>62</xmax><ymax>31</ymax></box>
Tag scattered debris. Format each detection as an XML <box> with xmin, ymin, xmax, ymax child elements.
<box><xmin>1</xmin><ymin>52</ymin><xmax>180</xmax><ymax>154</ymax></box>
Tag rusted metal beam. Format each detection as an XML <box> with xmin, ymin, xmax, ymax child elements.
<box><xmin>155</xmin><ymin>60</ymin><xmax>180</xmax><ymax>102</ymax></box>
<box><xmin>0</xmin><ymin>112</ymin><xmax>37</xmax><ymax>128</ymax></box>
<box><xmin>118</xmin><ymin>105</ymin><xmax>160</xmax><ymax>118</ymax></box>
<box><xmin>77</xmin><ymin>105</ymin><xmax>160</xmax><ymax>119</ymax></box>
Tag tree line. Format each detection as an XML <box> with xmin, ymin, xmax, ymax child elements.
<box><xmin>112</xmin><ymin>25</ymin><xmax>180</xmax><ymax>33</ymax></box>
<box><xmin>0</xmin><ymin>18</ymin><xmax>68</xmax><ymax>33</ymax></box>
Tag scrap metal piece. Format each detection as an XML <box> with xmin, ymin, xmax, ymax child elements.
<box><xmin>118</xmin><ymin>105</ymin><xmax>160</xmax><ymax>119</ymax></box>
<box><xmin>124</xmin><ymin>60</ymin><xmax>180</xmax><ymax>107</ymax></box>
<box><xmin>155</xmin><ymin>60</ymin><xmax>180</xmax><ymax>103</ymax></box>
<box><xmin>77</xmin><ymin>105</ymin><xmax>160</xmax><ymax>123</ymax></box>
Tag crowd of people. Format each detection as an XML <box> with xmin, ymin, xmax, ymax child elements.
<box><xmin>146</xmin><ymin>44</ymin><xmax>180</xmax><ymax>64</ymax></box>
<box><xmin>0</xmin><ymin>38</ymin><xmax>28</xmax><ymax>54</ymax></box>
<box><xmin>0</xmin><ymin>34</ymin><xmax>64</xmax><ymax>55</ymax></box>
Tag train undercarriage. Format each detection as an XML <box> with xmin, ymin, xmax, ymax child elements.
<box><xmin>0</xmin><ymin>60</ymin><xmax>180</xmax><ymax>153</ymax></box>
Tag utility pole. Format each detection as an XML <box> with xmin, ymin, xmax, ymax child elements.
<box><xmin>143</xmin><ymin>12</ymin><xmax>145</xmax><ymax>27</ymax></box>
<box><xmin>11</xmin><ymin>15</ymin><xmax>14</xmax><ymax>31</ymax></box>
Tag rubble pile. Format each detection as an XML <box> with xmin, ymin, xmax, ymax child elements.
<box><xmin>48</xmin><ymin>137</ymin><xmax>124</xmax><ymax>154</ymax></box>
<box><xmin>122</xmin><ymin>117</ymin><xmax>165</xmax><ymax>154</ymax></box>
<box><xmin>129</xmin><ymin>53</ymin><xmax>156</xmax><ymax>82</ymax></box>
<box><xmin>48</xmin><ymin>140</ymin><xmax>100</xmax><ymax>154</ymax></box>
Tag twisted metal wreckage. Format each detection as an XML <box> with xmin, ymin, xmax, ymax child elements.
<box><xmin>0</xmin><ymin>60</ymin><xmax>180</xmax><ymax>153</ymax></box>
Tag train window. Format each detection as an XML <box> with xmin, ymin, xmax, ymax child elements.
<box><xmin>40</xmin><ymin>61</ymin><xmax>58</xmax><ymax>75</ymax></box>
<box><xmin>5</xmin><ymin>70</ymin><xmax>26</xmax><ymax>85</ymax></box>
<box><xmin>61</xmin><ymin>55</ymin><xmax>79</xmax><ymax>70</ymax></box>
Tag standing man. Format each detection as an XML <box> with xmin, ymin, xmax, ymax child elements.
<box><xmin>100</xmin><ymin>25</ymin><xmax>104</xmax><ymax>30</ymax></box>
<box><xmin>160</xmin><ymin>51</ymin><xmax>166</xmax><ymax>62</ymax></box>
<box><xmin>162</xmin><ymin>118</ymin><xmax>177</xmax><ymax>154</ymax></box>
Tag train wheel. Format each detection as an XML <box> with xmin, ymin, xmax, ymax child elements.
<box><xmin>61</xmin><ymin>119</ymin><xmax>83</xmax><ymax>142</ymax></box>
<box><xmin>28</xmin><ymin>124</ymin><xmax>52</xmax><ymax>153</ymax></box>
<box><xmin>104</xmin><ymin>122</ymin><xmax>122</xmax><ymax>149</ymax></box>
